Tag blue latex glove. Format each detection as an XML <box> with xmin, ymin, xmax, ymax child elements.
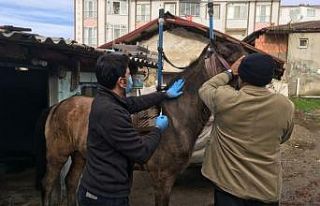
<box><xmin>166</xmin><ymin>79</ymin><xmax>185</xmax><ymax>98</ymax></box>
<box><xmin>155</xmin><ymin>115</ymin><xmax>169</xmax><ymax>133</ymax></box>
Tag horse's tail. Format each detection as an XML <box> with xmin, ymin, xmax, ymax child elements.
<box><xmin>34</xmin><ymin>107</ymin><xmax>51</xmax><ymax>190</ymax></box>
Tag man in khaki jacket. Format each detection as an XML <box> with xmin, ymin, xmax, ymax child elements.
<box><xmin>199</xmin><ymin>53</ymin><xmax>294</xmax><ymax>206</ymax></box>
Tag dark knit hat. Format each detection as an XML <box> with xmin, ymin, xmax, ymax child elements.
<box><xmin>238</xmin><ymin>53</ymin><xmax>276</xmax><ymax>87</ymax></box>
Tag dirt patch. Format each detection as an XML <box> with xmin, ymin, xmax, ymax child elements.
<box><xmin>0</xmin><ymin>113</ymin><xmax>320</xmax><ymax>205</ymax></box>
<box><xmin>281</xmin><ymin>114</ymin><xmax>320</xmax><ymax>206</ymax></box>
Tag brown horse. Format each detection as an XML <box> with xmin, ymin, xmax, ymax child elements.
<box><xmin>37</xmin><ymin>43</ymin><xmax>248</xmax><ymax>206</ymax></box>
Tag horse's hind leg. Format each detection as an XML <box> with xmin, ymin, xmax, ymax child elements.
<box><xmin>42</xmin><ymin>160</ymin><xmax>67</xmax><ymax>206</ymax></box>
<box><xmin>66</xmin><ymin>152</ymin><xmax>85</xmax><ymax>206</ymax></box>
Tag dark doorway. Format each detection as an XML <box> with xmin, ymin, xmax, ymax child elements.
<box><xmin>0</xmin><ymin>67</ymin><xmax>48</xmax><ymax>170</ymax></box>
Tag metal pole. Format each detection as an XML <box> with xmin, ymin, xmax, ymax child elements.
<box><xmin>157</xmin><ymin>8</ymin><xmax>165</xmax><ymax>91</ymax></box>
<box><xmin>208</xmin><ymin>2</ymin><xmax>214</xmax><ymax>41</ymax></box>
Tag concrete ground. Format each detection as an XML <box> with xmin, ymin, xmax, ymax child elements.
<box><xmin>0</xmin><ymin>111</ymin><xmax>320</xmax><ymax>206</ymax></box>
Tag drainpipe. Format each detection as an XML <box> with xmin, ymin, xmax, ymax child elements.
<box><xmin>296</xmin><ymin>77</ymin><xmax>300</xmax><ymax>97</ymax></box>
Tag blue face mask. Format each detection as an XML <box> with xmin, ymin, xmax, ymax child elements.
<box><xmin>125</xmin><ymin>75</ymin><xmax>133</xmax><ymax>94</ymax></box>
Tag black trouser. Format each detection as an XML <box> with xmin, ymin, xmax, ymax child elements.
<box><xmin>214</xmin><ymin>187</ymin><xmax>279</xmax><ymax>206</ymax></box>
<box><xmin>77</xmin><ymin>184</ymin><xmax>129</xmax><ymax>206</ymax></box>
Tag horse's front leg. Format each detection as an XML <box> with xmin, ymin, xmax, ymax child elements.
<box><xmin>150</xmin><ymin>173</ymin><xmax>177</xmax><ymax>206</ymax></box>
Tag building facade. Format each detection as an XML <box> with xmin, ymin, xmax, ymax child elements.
<box><xmin>244</xmin><ymin>21</ymin><xmax>320</xmax><ymax>96</ymax></box>
<box><xmin>74</xmin><ymin>0</ymin><xmax>281</xmax><ymax>46</ymax></box>
<box><xmin>280</xmin><ymin>4</ymin><xmax>320</xmax><ymax>25</ymax></box>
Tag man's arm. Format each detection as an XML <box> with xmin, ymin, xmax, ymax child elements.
<box><xmin>281</xmin><ymin>121</ymin><xmax>294</xmax><ymax>144</ymax></box>
<box><xmin>281</xmin><ymin>103</ymin><xmax>295</xmax><ymax>144</ymax></box>
<box><xmin>126</xmin><ymin>79</ymin><xmax>185</xmax><ymax>114</ymax></box>
<box><xmin>198</xmin><ymin>72</ymin><xmax>232</xmax><ymax>112</ymax></box>
<box><xmin>101</xmin><ymin>109</ymin><xmax>161</xmax><ymax>164</ymax></box>
<box><xmin>126</xmin><ymin>92</ymin><xmax>167</xmax><ymax>114</ymax></box>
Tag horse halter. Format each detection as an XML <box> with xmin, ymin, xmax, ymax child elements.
<box><xmin>204</xmin><ymin>45</ymin><xmax>231</xmax><ymax>77</ymax></box>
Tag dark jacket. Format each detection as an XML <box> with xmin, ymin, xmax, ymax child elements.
<box><xmin>81</xmin><ymin>86</ymin><xmax>167</xmax><ymax>198</ymax></box>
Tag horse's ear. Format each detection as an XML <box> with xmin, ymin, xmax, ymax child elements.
<box><xmin>215</xmin><ymin>42</ymin><xmax>248</xmax><ymax>63</ymax></box>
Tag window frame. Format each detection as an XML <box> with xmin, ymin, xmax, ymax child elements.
<box><xmin>255</xmin><ymin>4</ymin><xmax>271</xmax><ymax>23</ymax></box>
<box><xmin>205</xmin><ymin>4</ymin><xmax>220</xmax><ymax>19</ymax></box>
<box><xmin>110</xmin><ymin>0</ymin><xmax>128</xmax><ymax>15</ymax></box>
<box><xmin>164</xmin><ymin>2</ymin><xmax>177</xmax><ymax>15</ymax></box>
<box><xmin>307</xmin><ymin>8</ymin><xmax>316</xmax><ymax>17</ymax></box>
<box><xmin>84</xmin><ymin>0</ymin><xmax>97</xmax><ymax>18</ymax></box>
<box><xmin>179</xmin><ymin>2</ymin><xmax>200</xmax><ymax>17</ymax></box>
<box><xmin>136</xmin><ymin>3</ymin><xmax>151</xmax><ymax>24</ymax></box>
<box><xmin>299</xmin><ymin>38</ymin><xmax>309</xmax><ymax>49</ymax></box>
<box><xmin>227</xmin><ymin>3</ymin><xmax>248</xmax><ymax>20</ymax></box>
<box><xmin>83</xmin><ymin>27</ymin><xmax>97</xmax><ymax>47</ymax></box>
<box><xmin>105</xmin><ymin>24</ymin><xmax>128</xmax><ymax>41</ymax></box>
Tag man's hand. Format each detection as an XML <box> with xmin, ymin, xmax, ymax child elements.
<box><xmin>155</xmin><ymin>115</ymin><xmax>169</xmax><ymax>133</ymax></box>
<box><xmin>230</xmin><ymin>56</ymin><xmax>245</xmax><ymax>75</ymax></box>
<box><xmin>166</xmin><ymin>79</ymin><xmax>185</xmax><ymax>98</ymax></box>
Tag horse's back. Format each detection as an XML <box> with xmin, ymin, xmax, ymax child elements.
<box><xmin>45</xmin><ymin>96</ymin><xmax>93</xmax><ymax>156</ymax></box>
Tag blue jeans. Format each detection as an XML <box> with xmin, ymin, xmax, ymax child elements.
<box><xmin>77</xmin><ymin>185</ymin><xmax>129</xmax><ymax>206</ymax></box>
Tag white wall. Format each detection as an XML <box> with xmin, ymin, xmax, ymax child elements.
<box><xmin>280</xmin><ymin>5</ymin><xmax>320</xmax><ymax>25</ymax></box>
<box><xmin>57</xmin><ymin>72</ymin><xmax>97</xmax><ymax>102</ymax></box>
<box><xmin>75</xmin><ymin>0</ymin><xmax>83</xmax><ymax>43</ymax></box>
<box><xmin>98</xmin><ymin>0</ymin><xmax>106</xmax><ymax>45</ymax></box>
<box><xmin>287</xmin><ymin>33</ymin><xmax>320</xmax><ymax>96</ymax></box>
<box><xmin>75</xmin><ymin>0</ymin><xmax>281</xmax><ymax>45</ymax></box>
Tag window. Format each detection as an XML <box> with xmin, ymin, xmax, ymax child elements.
<box><xmin>83</xmin><ymin>27</ymin><xmax>97</xmax><ymax>46</ymax></box>
<box><xmin>299</xmin><ymin>38</ymin><xmax>308</xmax><ymax>49</ymax></box>
<box><xmin>180</xmin><ymin>2</ymin><xmax>200</xmax><ymax>17</ymax></box>
<box><xmin>113</xmin><ymin>2</ymin><xmax>120</xmax><ymax>14</ymax></box>
<box><xmin>81</xmin><ymin>83</ymin><xmax>98</xmax><ymax>97</ymax></box>
<box><xmin>256</xmin><ymin>4</ymin><xmax>271</xmax><ymax>23</ymax></box>
<box><xmin>110</xmin><ymin>0</ymin><xmax>128</xmax><ymax>15</ymax></box>
<box><xmin>307</xmin><ymin>8</ymin><xmax>315</xmax><ymax>17</ymax></box>
<box><xmin>164</xmin><ymin>3</ymin><xmax>176</xmax><ymax>15</ymax></box>
<box><xmin>84</xmin><ymin>0</ymin><xmax>97</xmax><ymax>18</ymax></box>
<box><xmin>289</xmin><ymin>8</ymin><xmax>301</xmax><ymax>21</ymax></box>
<box><xmin>206</xmin><ymin>5</ymin><xmax>220</xmax><ymax>19</ymax></box>
<box><xmin>136</xmin><ymin>4</ymin><xmax>151</xmax><ymax>24</ymax></box>
<box><xmin>106</xmin><ymin>24</ymin><xmax>128</xmax><ymax>41</ymax></box>
<box><xmin>227</xmin><ymin>3</ymin><xmax>248</xmax><ymax>20</ymax></box>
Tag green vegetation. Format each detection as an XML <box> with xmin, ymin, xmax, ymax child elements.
<box><xmin>291</xmin><ymin>98</ymin><xmax>320</xmax><ymax>113</ymax></box>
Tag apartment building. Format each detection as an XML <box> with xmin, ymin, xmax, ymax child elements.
<box><xmin>74</xmin><ymin>0</ymin><xmax>280</xmax><ymax>46</ymax></box>
<box><xmin>280</xmin><ymin>4</ymin><xmax>320</xmax><ymax>25</ymax></box>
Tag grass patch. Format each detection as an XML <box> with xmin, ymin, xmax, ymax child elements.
<box><xmin>291</xmin><ymin>98</ymin><xmax>320</xmax><ymax>113</ymax></box>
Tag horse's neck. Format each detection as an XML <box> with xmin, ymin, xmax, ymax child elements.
<box><xmin>165</xmin><ymin>64</ymin><xmax>211</xmax><ymax>143</ymax></box>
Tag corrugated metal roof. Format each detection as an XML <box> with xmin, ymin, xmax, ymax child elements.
<box><xmin>0</xmin><ymin>27</ymin><xmax>101</xmax><ymax>57</ymax></box>
<box><xmin>243</xmin><ymin>21</ymin><xmax>320</xmax><ymax>44</ymax></box>
<box><xmin>264</xmin><ymin>21</ymin><xmax>320</xmax><ymax>32</ymax></box>
<box><xmin>0</xmin><ymin>26</ymin><xmax>158</xmax><ymax>71</ymax></box>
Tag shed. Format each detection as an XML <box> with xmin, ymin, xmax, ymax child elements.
<box><xmin>99</xmin><ymin>12</ymin><xmax>285</xmax><ymax>87</ymax></box>
<box><xmin>0</xmin><ymin>26</ymin><xmax>155</xmax><ymax>163</ymax></box>
<box><xmin>243</xmin><ymin>21</ymin><xmax>320</xmax><ymax>96</ymax></box>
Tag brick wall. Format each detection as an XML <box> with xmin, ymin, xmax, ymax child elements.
<box><xmin>255</xmin><ymin>33</ymin><xmax>288</xmax><ymax>61</ymax></box>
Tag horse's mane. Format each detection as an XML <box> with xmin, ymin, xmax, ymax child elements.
<box><xmin>164</xmin><ymin>44</ymin><xmax>210</xmax><ymax>90</ymax></box>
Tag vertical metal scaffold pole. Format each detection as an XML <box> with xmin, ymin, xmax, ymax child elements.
<box><xmin>157</xmin><ymin>8</ymin><xmax>165</xmax><ymax>91</ymax></box>
<box><xmin>208</xmin><ymin>1</ymin><xmax>214</xmax><ymax>41</ymax></box>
